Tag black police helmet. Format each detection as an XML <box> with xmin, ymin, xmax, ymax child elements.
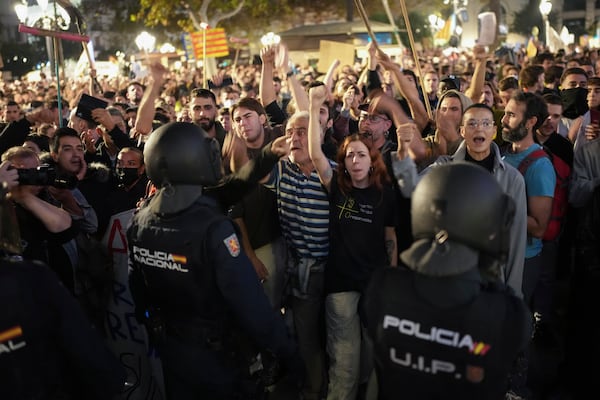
<box><xmin>144</xmin><ymin>122</ymin><xmax>222</xmax><ymax>188</ymax></box>
<box><xmin>411</xmin><ymin>162</ymin><xmax>515</xmax><ymax>260</ymax></box>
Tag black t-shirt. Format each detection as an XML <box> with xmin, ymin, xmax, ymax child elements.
<box><xmin>325</xmin><ymin>171</ymin><xmax>397</xmax><ymax>293</ymax></box>
<box><xmin>229</xmin><ymin>125</ymin><xmax>283</xmax><ymax>249</ymax></box>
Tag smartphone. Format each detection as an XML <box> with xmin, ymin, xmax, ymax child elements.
<box><xmin>591</xmin><ymin>109</ymin><xmax>600</xmax><ymax>125</ymax></box>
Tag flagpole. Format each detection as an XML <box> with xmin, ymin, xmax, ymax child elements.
<box><xmin>201</xmin><ymin>22</ymin><xmax>208</xmax><ymax>88</ymax></box>
<box><xmin>398</xmin><ymin>0</ymin><xmax>433</xmax><ymax>119</ymax></box>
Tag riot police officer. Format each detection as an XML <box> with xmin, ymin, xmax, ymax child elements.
<box><xmin>0</xmin><ymin>162</ymin><xmax>126</xmax><ymax>399</ymax></box>
<box><xmin>363</xmin><ymin>162</ymin><xmax>531</xmax><ymax>400</ymax></box>
<box><xmin>127</xmin><ymin>122</ymin><xmax>299</xmax><ymax>399</ymax></box>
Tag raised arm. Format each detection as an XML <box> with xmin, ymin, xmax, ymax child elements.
<box><xmin>134</xmin><ymin>62</ymin><xmax>167</xmax><ymax>136</ymax></box>
<box><xmin>308</xmin><ymin>86</ymin><xmax>333</xmax><ymax>190</ymax></box>
<box><xmin>377</xmin><ymin>52</ymin><xmax>429</xmax><ymax>133</ymax></box>
<box><xmin>323</xmin><ymin>59</ymin><xmax>341</xmax><ymax>93</ymax></box>
<box><xmin>259</xmin><ymin>46</ymin><xmax>277</xmax><ymax>107</ymax></box>
<box><xmin>279</xmin><ymin>45</ymin><xmax>308</xmax><ymax>112</ymax></box>
<box><xmin>465</xmin><ymin>45</ymin><xmax>488</xmax><ymax>104</ymax></box>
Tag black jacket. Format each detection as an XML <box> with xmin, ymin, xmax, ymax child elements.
<box><xmin>0</xmin><ymin>258</ymin><xmax>125</xmax><ymax>399</ymax></box>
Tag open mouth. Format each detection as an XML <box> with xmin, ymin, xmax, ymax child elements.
<box><xmin>473</xmin><ymin>137</ymin><xmax>486</xmax><ymax>144</ymax></box>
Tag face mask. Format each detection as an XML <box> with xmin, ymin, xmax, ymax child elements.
<box><xmin>116</xmin><ymin>167</ymin><xmax>139</xmax><ymax>186</ymax></box>
<box><xmin>561</xmin><ymin>87</ymin><xmax>589</xmax><ymax>119</ymax></box>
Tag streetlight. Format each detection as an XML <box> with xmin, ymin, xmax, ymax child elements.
<box><xmin>539</xmin><ymin>0</ymin><xmax>552</xmax><ymax>48</ymax></box>
<box><xmin>260</xmin><ymin>32</ymin><xmax>281</xmax><ymax>47</ymax></box>
<box><xmin>428</xmin><ymin>14</ymin><xmax>445</xmax><ymax>48</ymax></box>
<box><xmin>199</xmin><ymin>22</ymin><xmax>209</xmax><ymax>88</ymax></box>
<box><xmin>159</xmin><ymin>43</ymin><xmax>176</xmax><ymax>54</ymax></box>
<box><xmin>135</xmin><ymin>31</ymin><xmax>156</xmax><ymax>57</ymax></box>
<box><xmin>14</xmin><ymin>0</ymin><xmax>71</xmax><ymax>77</ymax></box>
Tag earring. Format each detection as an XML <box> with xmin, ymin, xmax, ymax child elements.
<box><xmin>369</xmin><ymin>166</ymin><xmax>374</xmax><ymax>175</ymax></box>
<box><xmin>344</xmin><ymin>168</ymin><xmax>349</xmax><ymax>175</ymax></box>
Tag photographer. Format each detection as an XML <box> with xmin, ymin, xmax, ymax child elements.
<box><xmin>0</xmin><ymin>166</ymin><xmax>126</xmax><ymax>399</ymax></box>
<box><xmin>0</xmin><ymin>150</ymin><xmax>76</xmax><ymax>291</ymax></box>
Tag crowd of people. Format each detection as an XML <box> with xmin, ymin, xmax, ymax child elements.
<box><xmin>0</xmin><ymin>35</ymin><xmax>599</xmax><ymax>400</ymax></box>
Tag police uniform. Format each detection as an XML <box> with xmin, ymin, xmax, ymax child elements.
<box><xmin>127</xmin><ymin>122</ymin><xmax>298</xmax><ymax>399</ymax></box>
<box><xmin>364</xmin><ymin>265</ymin><xmax>530</xmax><ymax>399</ymax></box>
<box><xmin>0</xmin><ymin>257</ymin><xmax>125</xmax><ymax>399</ymax></box>
<box><xmin>362</xmin><ymin>162</ymin><xmax>531</xmax><ymax>400</ymax></box>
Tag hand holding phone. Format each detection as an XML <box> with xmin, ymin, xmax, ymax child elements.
<box><xmin>590</xmin><ymin>109</ymin><xmax>600</xmax><ymax>125</ymax></box>
<box><xmin>586</xmin><ymin>110</ymin><xmax>600</xmax><ymax>141</ymax></box>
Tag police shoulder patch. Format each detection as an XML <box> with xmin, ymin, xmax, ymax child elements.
<box><xmin>223</xmin><ymin>233</ymin><xmax>241</xmax><ymax>257</ymax></box>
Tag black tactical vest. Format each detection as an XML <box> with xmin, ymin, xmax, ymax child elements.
<box><xmin>128</xmin><ymin>198</ymin><xmax>233</xmax><ymax>330</ymax></box>
<box><xmin>363</xmin><ymin>265</ymin><xmax>530</xmax><ymax>400</ymax></box>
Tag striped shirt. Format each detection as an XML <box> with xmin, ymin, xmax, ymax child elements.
<box><xmin>264</xmin><ymin>160</ymin><xmax>333</xmax><ymax>259</ymax></box>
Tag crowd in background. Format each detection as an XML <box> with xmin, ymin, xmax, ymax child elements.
<box><xmin>2</xmin><ymin>37</ymin><xmax>600</xmax><ymax>399</ymax></box>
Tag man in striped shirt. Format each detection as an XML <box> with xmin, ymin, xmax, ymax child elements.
<box><xmin>264</xmin><ymin>110</ymin><xmax>333</xmax><ymax>400</ymax></box>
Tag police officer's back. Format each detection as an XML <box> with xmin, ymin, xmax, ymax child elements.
<box><xmin>127</xmin><ymin>122</ymin><xmax>298</xmax><ymax>399</ymax></box>
<box><xmin>363</xmin><ymin>162</ymin><xmax>531</xmax><ymax>400</ymax></box>
<box><xmin>0</xmin><ymin>169</ymin><xmax>125</xmax><ymax>399</ymax></box>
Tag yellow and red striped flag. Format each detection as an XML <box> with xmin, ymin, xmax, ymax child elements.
<box><xmin>183</xmin><ymin>28</ymin><xmax>229</xmax><ymax>59</ymax></box>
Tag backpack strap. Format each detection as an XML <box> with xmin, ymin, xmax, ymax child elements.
<box><xmin>517</xmin><ymin>148</ymin><xmax>548</xmax><ymax>176</ymax></box>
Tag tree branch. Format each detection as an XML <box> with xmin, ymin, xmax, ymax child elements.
<box><xmin>199</xmin><ymin>0</ymin><xmax>211</xmax><ymax>21</ymax></box>
<box><xmin>212</xmin><ymin>1</ymin><xmax>244</xmax><ymax>26</ymax></box>
<box><xmin>181</xmin><ymin>1</ymin><xmax>202</xmax><ymax>30</ymax></box>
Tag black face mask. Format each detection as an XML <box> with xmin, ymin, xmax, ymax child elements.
<box><xmin>561</xmin><ymin>87</ymin><xmax>589</xmax><ymax>119</ymax></box>
<box><xmin>116</xmin><ymin>167</ymin><xmax>139</xmax><ymax>187</ymax></box>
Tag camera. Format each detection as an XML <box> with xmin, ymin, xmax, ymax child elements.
<box><xmin>16</xmin><ymin>164</ymin><xmax>78</xmax><ymax>189</ymax></box>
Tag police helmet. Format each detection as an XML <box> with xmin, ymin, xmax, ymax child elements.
<box><xmin>411</xmin><ymin>162</ymin><xmax>514</xmax><ymax>260</ymax></box>
<box><xmin>144</xmin><ymin>122</ymin><xmax>222</xmax><ymax>188</ymax></box>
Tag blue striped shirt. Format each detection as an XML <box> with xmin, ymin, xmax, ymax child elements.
<box><xmin>264</xmin><ymin>160</ymin><xmax>333</xmax><ymax>258</ymax></box>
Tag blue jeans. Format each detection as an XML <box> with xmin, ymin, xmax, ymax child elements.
<box><xmin>325</xmin><ymin>291</ymin><xmax>361</xmax><ymax>400</ymax></box>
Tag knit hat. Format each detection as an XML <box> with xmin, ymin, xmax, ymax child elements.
<box><xmin>439</xmin><ymin>89</ymin><xmax>473</xmax><ymax>113</ymax></box>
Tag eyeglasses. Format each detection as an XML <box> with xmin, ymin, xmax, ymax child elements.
<box><xmin>359</xmin><ymin>114</ymin><xmax>389</xmax><ymax>123</ymax></box>
<box><xmin>285</xmin><ymin>127</ymin><xmax>307</xmax><ymax>137</ymax></box>
<box><xmin>464</xmin><ymin>119</ymin><xmax>494</xmax><ymax>129</ymax></box>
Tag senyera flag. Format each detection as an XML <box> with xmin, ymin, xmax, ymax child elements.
<box><xmin>183</xmin><ymin>28</ymin><xmax>229</xmax><ymax>59</ymax></box>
